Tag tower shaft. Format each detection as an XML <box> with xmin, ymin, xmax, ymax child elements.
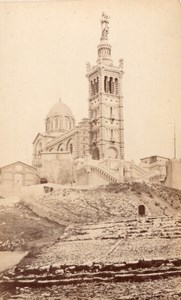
<box><xmin>86</xmin><ymin>13</ymin><xmax>124</xmax><ymax>160</ymax></box>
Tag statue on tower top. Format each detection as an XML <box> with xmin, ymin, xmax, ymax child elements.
<box><xmin>100</xmin><ymin>12</ymin><xmax>110</xmax><ymax>40</ymax></box>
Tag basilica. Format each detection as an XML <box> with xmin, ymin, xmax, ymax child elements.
<box><xmin>31</xmin><ymin>13</ymin><xmax>126</xmax><ymax>185</ymax></box>
<box><xmin>31</xmin><ymin>13</ymin><xmax>168</xmax><ymax>186</ymax></box>
<box><xmin>0</xmin><ymin>13</ymin><xmax>180</xmax><ymax>192</ymax></box>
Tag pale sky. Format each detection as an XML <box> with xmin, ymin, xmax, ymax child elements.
<box><xmin>0</xmin><ymin>0</ymin><xmax>181</xmax><ymax>166</ymax></box>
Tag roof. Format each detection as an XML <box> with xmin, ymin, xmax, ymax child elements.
<box><xmin>32</xmin><ymin>133</ymin><xmax>55</xmax><ymax>144</ymax></box>
<box><xmin>141</xmin><ymin>155</ymin><xmax>169</xmax><ymax>161</ymax></box>
<box><xmin>46</xmin><ymin>100</ymin><xmax>75</xmax><ymax>119</ymax></box>
<box><xmin>0</xmin><ymin>161</ymin><xmax>36</xmax><ymax>171</ymax></box>
<box><xmin>47</xmin><ymin>127</ymin><xmax>78</xmax><ymax>149</ymax></box>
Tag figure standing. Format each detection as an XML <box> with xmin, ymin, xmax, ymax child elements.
<box><xmin>100</xmin><ymin>12</ymin><xmax>110</xmax><ymax>39</ymax></box>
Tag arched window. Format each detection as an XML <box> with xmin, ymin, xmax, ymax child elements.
<box><xmin>109</xmin><ymin>77</ymin><xmax>114</xmax><ymax>94</ymax></box>
<box><xmin>64</xmin><ymin>117</ymin><xmax>70</xmax><ymax>130</ymax></box>
<box><xmin>70</xmin><ymin>144</ymin><xmax>73</xmax><ymax>154</ymax></box>
<box><xmin>111</xmin><ymin>78</ymin><xmax>114</xmax><ymax>94</ymax></box>
<box><xmin>66</xmin><ymin>139</ymin><xmax>74</xmax><ymax>154</ymax></box>
<box><xmin>54</xmin><ymin>117</ymin><xmax>59</xmax><ymax>129</ymax></box>
<box><xmin>50</xmin><ymin>120</ymin><xmax>53</xmax><ymax>130</ymax></box>
<box><xmin>91</xmin><ymin>81</ymin><xmax>94</xmax><ymax>96</ymax></box>
<box><xmin>115</xmin><ymin>78</ymin><xmax>119</xmax><ymax>95</ymax></box>
<box><xmin>94</xmin><ymin>79</ymin><xmax>97</xmax><ymax>95</ymax></box>
<box><xmin>97</xmin><ymin>77</ymin><xmax>99</xmax><ymax>93</ymax></box>
<box><xmin>57</xmin><ymin>143</ymin><xmax>63</xmax><ymax>151</ymax></box>
<box><xmin>104</xmin><ymin>76</ymin><xmax>108</xmax><ymax>93</ymax></box>
<box><xmin>138</xmin><ymin>205</ymin><xmax>146</xmax><ymax>216</ymax></box>
<box><xmin>37</xmin><ymin>141</ymin><xmax>43</xmax><ymax>156</ymax></box>
<box><xmin>46</xmin><ymin>118</ymin><xmax>50</xmax><ymax>132</ymax></box>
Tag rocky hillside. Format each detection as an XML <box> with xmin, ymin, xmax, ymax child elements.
<box><xmin>21</xmin><ymin>182</ymin><xmax>181</xmax><ymax>226</ymax></box>
<box><xmin>15</xmin><ymin>182</ymin><xmax>181</xmax><ymax>269</ymax></box>
<box><xmin>0</xmin><ymin>202</ymin><xmax>64</xmax><ymax>251</ymax></box>
<box><xmin>1</xmin><ymin>182</ymin><xmax>180</xmax><ymax>251</ymax></box>
<box><xmin>1</xmin><ymin>182</ymin><xmax>181</xmax><ymax>299</ymax></box>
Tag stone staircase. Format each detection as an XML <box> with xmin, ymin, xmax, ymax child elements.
<box><xmin>132</xmin><ymin>164</ymin><xmax>148</xmax><ymax>175</ymax></box>
<box><xmin>90</xmin><ymin>161</ymin><xmax>163</xmax><ymax>185</ymax></box>
<box><xmin>63</xmin><ymin>216</ymin><xmax>181</xmax><ymax>241</ymax></box>
<box><xmin>132</xmin><ymin>170</ymin><xmax>160</xmax><ymax>182</ymax></box>
<box><xmin>90</xmin><ymin>165</ymin><xmax>119</xmax><ymax>183</ymax></box>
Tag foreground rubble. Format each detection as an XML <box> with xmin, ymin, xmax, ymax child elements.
<box><xmin>1</xmin><ymin>216</ymin><xmax>181</xmax><ymax>298</ymax></box>
<box><xmin>1</xmin><ymin>277</ymin><xmax>181</xmax><ymax>299</ymax></box>
<box><xmin>1</xmin><ymin>257</ymin><xmax>181</xmax><ymax>286</ymax></box>
<box><xmin>1</xmin><ymin>182</ymin><xmax>181</xmax><ymax>299</ymax></box>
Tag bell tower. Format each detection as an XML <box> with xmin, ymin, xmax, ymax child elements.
<box><xmin>86</xmin><ymin>12</ymin><xmax>124</xmax><ymax>160</ymax></box>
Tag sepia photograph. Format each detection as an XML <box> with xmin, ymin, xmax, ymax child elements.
<box><xmin>0</xmin><ymin>0</ymin><xmax>181</xmax><ymax>298</ymax></box>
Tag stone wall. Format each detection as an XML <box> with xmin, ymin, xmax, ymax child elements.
<box><xmin>0</xmin><ymin>162</ymin><xmax>37</xmax><ymax>196</ymax></box>
<box><xmin>76</xmin><ymin>168</ymin><xmax>89</xmax><ymax>185</ymax></box>
<box><xmin>37</xmin><ymin>152</ymin><xmax>74</xmax><ymax>184</ymax></box>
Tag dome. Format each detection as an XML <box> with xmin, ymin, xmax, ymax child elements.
<box><xmin>45</xmin><ymin>100</ymin><xmax>75</xmax><ymax>135</ymax></box>
<box><xmin>46</xmin><ymin>100</ymin><xmax>74</xmax><ymax>118</ymax></box>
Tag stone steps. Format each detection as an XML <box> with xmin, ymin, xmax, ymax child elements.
<box><xmin>67</xmin><ymin>228</ymin><xmax>181</xmax><ymax>241</ymax></box>
<box><xmin>1</xmin><ymin>258</ymin><xmax>181</xmax><ymax>287</ymax></box>
<box><xmin>64</xmin><ymin>217</ymin><xmax>181</xmax><ymax>241</ymax></box>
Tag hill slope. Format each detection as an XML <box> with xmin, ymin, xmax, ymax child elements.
<box><xmin>21</xmin><ymin>182</ymin><xmax>181</xmax><ymax>226</ymax></box>
<box><xmin>1</xmin><ymin>182</ymin><xmax>181</xmax><ymax>299</ymax></box>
